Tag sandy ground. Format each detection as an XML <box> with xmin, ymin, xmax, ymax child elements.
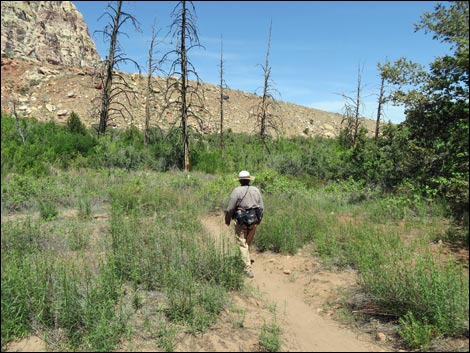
<box><xmin>172</xmin><ymin>214</ymin><xmax>390</xmax><ymax>352</ymax></box>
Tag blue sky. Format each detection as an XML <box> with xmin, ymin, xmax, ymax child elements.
<box><xmin>73</xmin><ymin>1</ymin><xmax>451</xmax><ymax>123</ymax></box>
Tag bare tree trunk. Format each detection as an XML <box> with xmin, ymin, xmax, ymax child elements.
<box><xmin>162</xmin><ymin>0</ymin><xmax>205</xmax><ymax>171</ymax></box>
<box><xmin>180</xmin><ymin>1</ymin><xmax>190</xmax><ymax>171</ymax></box>
<box><xmin>13</xmin><ymin>102</ymin><xmax>26</xmax><ymax>144</ymax></box>
<box><xmin>260</xmin><ymin>23</ymin><xmax>272</xmax><ymax>146</ymax></box>
<box><xmin>375</xmin><ymin>76</ymin><xmax>385</xmax><ymax>143</ymax></box>
<box><xmin>219</xmin><ymin>35</ymin><xmax>225</xmax><ymax>149</ymax></box>
<box><xmin>249</xmin><ymin>21</ymin><xmax>280</xmax><ymax>148</ymax></box>
<box><xmin>95</xmin><ymin>1</ymin><xmax>141</xmax><ymax>135</ymax></box>
<box><xmin>144</xmin><ymin>77</ymin><xmax>151</xmax><ymax>144</ymax></box>
<box><xmin>339</xmin><ymin>64</ymin><xmax>365</xmax><ymax>148</ymax></box>
<box><xmin>144</xmin><ymin>24</ymin><xmax>157</xmax><ymax>145</ymax></box>
<box><xmin>353</xmin><ymin>65</ymin><xmax>362</xmax><ymax>146</ymax></box>
<box><xmin>98</xmin><ymin>0</ymin><xmax>121</xmax><ymax>135</ymax></box>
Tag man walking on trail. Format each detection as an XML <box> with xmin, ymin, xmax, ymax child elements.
<box><xmin>225</xmin><ymin>170</ymin><xmax>264</xmax><ymax>278</ymax></box>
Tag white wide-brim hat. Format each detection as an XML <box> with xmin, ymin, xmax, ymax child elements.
<box><xmin>235</xmin><ymin>170</ymin><xmax>255</xmax><ymax>181</ymax></box>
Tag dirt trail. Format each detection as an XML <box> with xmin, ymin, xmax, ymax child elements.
<box><xmin>5</xmin><ymin>213</ymin><xmax>392</xmax><ymax>352</ymax></box>
<box><xmin>190</xmin><ymin>214</ymin><xmax>391</xmax><ymax>352</ymax></box>
<box><xmin>251</xmin><ymin>253</ymin><xmax>383</xmax><ymax>352</ymax></box>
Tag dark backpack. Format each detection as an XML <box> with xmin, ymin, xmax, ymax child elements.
<box><xmin>234</xmin><ymin>186</ymin><xmax>260</xmax><ymax>225</ymax></box>
<box><xmin>235</xmin><ymin>208</ymin><xmax>259</xmax><ymax>225</ymax></box>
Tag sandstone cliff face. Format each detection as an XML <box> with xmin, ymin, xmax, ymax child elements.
<box><xmin>1</xmin><ymin>1</ymin><xmax>101</xmax><ymax>68</ymax></box>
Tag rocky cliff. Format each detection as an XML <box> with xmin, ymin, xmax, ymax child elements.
<box><xmin>1</xmin><ymin>1</ymin><xmax>101</xmax><ymax>68</ymax></box>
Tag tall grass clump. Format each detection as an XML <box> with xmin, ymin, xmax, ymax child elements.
<box><xmin>79</xmin><ymin>258</ymin><xmax>127</xmax><ymax>352</ymax></box>
<box><xmin>1</xmin><ymin>173</ymin><xmax>41</xmax><ymax>213</ymax></box>
<box><xmin>108</xmin><ymin>173</ymin><xmax>245</xmax><ymax>333</ymax></box>
<box><xmin>259</xmin><ymin>317</ymin><xmax>282</xmax><ymax>352</ymax></box>
<box><xmin>252</xmin><ymin>170</ymin><xmax>319</xmax><ymax>254</ymax></box>
<box><xmin>1</xmin><ymin>215</ymin><xmax>126</xmax><ymax>351</ymax></box>
<box><xmin>1</xmin><ymin>253</ymin><xmax>34</xmax><ymax>347</ymax></box>
<box><xmin>39</xmin><ymin>199</ymin><xmax>58</xmax><ymax>221</ymax></box>
<box><xmin>343</xmin><ymin>218</ymin><xmax>469</xmax><ymax>348</ymax></box>
<box><xmin>255</xmin><ymin>193</ymin><xmax>318</xmax><ymax>254</ymax></box>
<box><xmin>164</xmin><ymin>269</ymin><xmax>228</xmax><ymax>333</ymax></box>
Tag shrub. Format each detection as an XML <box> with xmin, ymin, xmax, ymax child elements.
<box><xmin>39</xmin><ymin>200</ymin><xmax>58</xmax><ymax>221</ymax></box>
<box><xmin>399</xmin><ymin>311</ymin><xmax>437</xmax><ymax>350</ymax></box>
<box><xmin>67</xmin><ymin>111</ymin><xmax>87</xmax><ymax>135</ymax></box>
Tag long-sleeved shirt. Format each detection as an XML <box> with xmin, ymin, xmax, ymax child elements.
<box><xmin>225</xmin><ymin>185</ymin><xmax>264</xmax><ymax>225</ymax></box>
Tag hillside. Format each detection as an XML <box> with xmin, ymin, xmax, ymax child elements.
<box><xmin>1</xmin><ymin>55</ymin><xmax>379</xmax><ymax>138</ymax></box>
<box><xmin>0</xmin><ymin>1</ymin><xmax>378</xmax><ymax>138</ymax></box>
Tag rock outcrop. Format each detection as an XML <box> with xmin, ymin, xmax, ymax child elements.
<box><xmin>1</xmin><ymin>1</ymin><xmax>101</xmax><ymax>68</ymax></box>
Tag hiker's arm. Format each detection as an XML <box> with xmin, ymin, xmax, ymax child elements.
<box><xmin>225</xmin><ymin>189</ymin><xmax>239</xmax><ymax>225</ymax></box>
<box><xmin>258</xmin><ymin>192</ymin><xmax>264</xmax><ymax>223</ymax></box>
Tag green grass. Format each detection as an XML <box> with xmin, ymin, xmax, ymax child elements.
<box><xmin>1</xmin><ymin>169</ymin><xmax>248</xmax><ymax>351</ymax></box>
<box><xmin>259</xmin><ymin>319</ymin><xmax>281</xmax><ymax>352</ymax></box>
<box><xmin>1</xmin><ymin>166</ymin><xmax>468</xmax><ymax>351</ymax></box>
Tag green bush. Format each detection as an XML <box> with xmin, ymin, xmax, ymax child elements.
<box><xmin>67</xmin><ymin>111</ymin><xmax>87</xmax><ymax>135</ymax></box>
<box><xmin>1</xmin><ymin>115</ymin><xmax>97</xmax><ymax>176</ymax></box>
<box><xmin>399</xmin><ymin>311</ymin><xmax>437</xmax><ymax>350</ymax></box>
<box><xmin>39</xmin><ymin>200</ymin><xmax>58</xmax><ymax>221</ymax></box>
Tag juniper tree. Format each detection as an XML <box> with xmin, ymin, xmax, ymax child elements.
<box><xmin>378</xmin><ymin>1</ymin><xmax>469</xmax><ymax>221</ymax></box>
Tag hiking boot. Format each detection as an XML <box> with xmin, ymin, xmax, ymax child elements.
<box><xmin>245</xmin><ymin>270</ymin><xmax>254</xmax><ymax>278</ymax></box>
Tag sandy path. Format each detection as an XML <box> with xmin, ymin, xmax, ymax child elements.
<box><xmin>199</xmin><ymin>214</ymin><xmax>390</xmax><ymax>352</ymax></box>
<box><xmin>251</xmin><ymin>252</ymin><xmax>387</xmax><ymax>352</ymax></box>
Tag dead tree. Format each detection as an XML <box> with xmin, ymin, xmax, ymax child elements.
<box><xmin>339</xmin><ymin>65</ymin><xmax>365</xmax><ymax>148</ymax></box>
<box><xmin>12</xmin><ymin>102</ymin><xmax>26</xmax><ymax>144</ymax></box>
<box><xmin>95</xmin><ymin>0</ymin><xmax>141</xmax><ymax>135</ymax></box>
<box><xmin>219</xmin><ymin>35</ymin><xmax>228</xmax><ymax>149</ymax></box>
<box><xmin>144</xmin><ymin>21</ymin><xmax>163</xmax><ymax>145</ymax></box>
<box><xmin>375</xmin><ymin>75</ymin><xmax>386</xmax><ymax>143</ymax></box>
<box><xmin>249</xmin><ymin>22</ymin><xmax>281</xmax><ymax>147</ymax></box>
<box><xmin>161</xmin><ymin>0</ymin><xmax>207</xmax><ymax>171</ymax></box>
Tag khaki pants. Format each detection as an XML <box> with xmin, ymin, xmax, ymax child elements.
<box><xmin>235</xmin><ymin>223</ymin><xmax>257</xmax><ymax>271</ymax></box>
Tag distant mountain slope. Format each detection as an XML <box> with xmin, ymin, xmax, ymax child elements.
<box><xmin>1</xmin><ymin>56</ymin><xmax>378</xmax><ymax>138</ymax></box>
<box><xmin>0</xmin><ymin>1</ymin><xmax>377</xmax><ymax>138</ymax></box>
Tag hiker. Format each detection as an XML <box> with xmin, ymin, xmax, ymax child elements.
<box><xmin>225</xmin><ymin>170</ymin><xmax>264</xmax><ymax>278</ymax></box>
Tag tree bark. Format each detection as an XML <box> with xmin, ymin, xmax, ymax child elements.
<box><xmin>181</xmin><ymin>1</ymin><xmax>190</xmax><ymax>171</ymax></box>
<box><xmin>98</xmin><ymin>0</ymin><xmax>121</xmax><ymax>135</ymax></box>
<box><xmin>375</xmin><ymin>76</ymin><xmax>385</xmax><ymax>143</ymax></box>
